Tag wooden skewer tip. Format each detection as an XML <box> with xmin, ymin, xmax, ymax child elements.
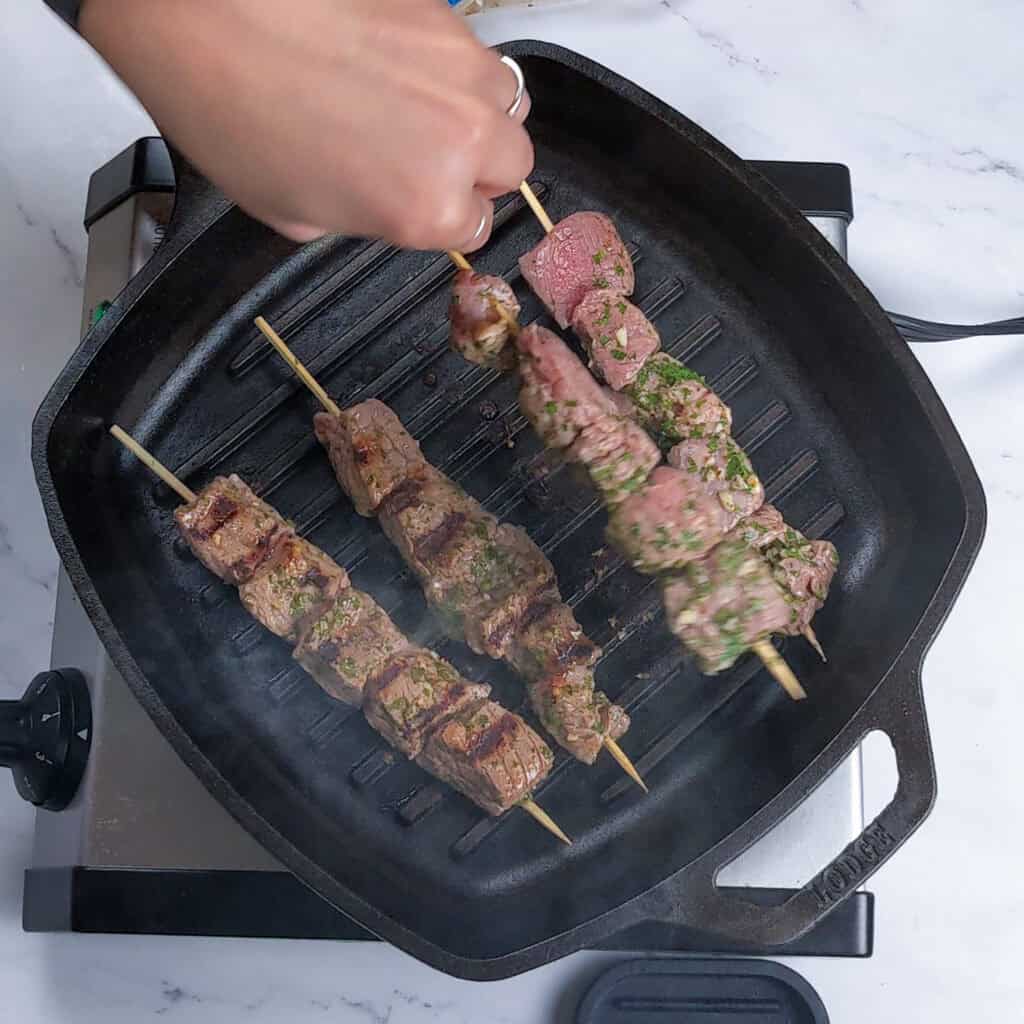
<box><xmin>108</xmin><ymin>425</ymin><xmax>197</xmax><ymax>503</ymax></box>
<box><xmin>519</xmin><ymin>181</ymin><xmax>555</xmax><ymax>234</ymax></box>
<box><xmin>802</xmin><ymin>625</ymin><xmax>827</xmax><ymax>662</ymax></box>
<box><xmin>604</xmin><ymin>737</ymin><xmax>648</xmax><ymax>792</ymax></box>
<box><xmin>751</xmin><ymin>640</ymin><xmax>807</xmax><ymax>701</ymax></box>
<box><xmin>254</xmin><ymin>316</ymin><xmax>341</xmax><ymax>417</ymax></box>
<box><xmin>520</xmin><ymin>798</ymin><xmax>572</xmax><ymax>845</ymax></box>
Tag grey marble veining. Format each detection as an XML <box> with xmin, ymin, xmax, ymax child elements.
<box><xmin>1</xmin><ymin>1</ymin><xmax>1022</xmax><ymax>1021</ymax></box>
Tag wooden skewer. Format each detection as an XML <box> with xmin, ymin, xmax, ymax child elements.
<box><xmin>519</xmin><ymin>181</ymin><xmax>555</xmax><ymax>234</ymax></box>
<box><xmin>604</xmin><ymin>737</ymin><xmax>648</xmax><ymax>793</ymax></box>
<box><xmin>109</xmin><ymin>425</ymin><xmax>196</xmax><ymax>503</ymax></box>
<box><xmin>447</xmin><ymin>249</ymin><xmax>473</xmax><ymax>271</ymax></box>
<box><xmin>489</xmin><ymin>296</ymin><xmax>520</xmax><ymax>336</ymax></box>
<box><xmin>751</xmin><ymin>640</ymin><xmax>807</xmax><ymax>701</ymax></box>
<box><xmin>520</xmin><ymin>798</ymin><xmax>572</xmax><ymax>845</ymax></box>
<box><xmin>256</xmin><ymin>315</ymin><xmax>645</xmax><ymax>791</ymax></box>
<box><xmin>254</xmin><ymin>316</ymin><xmax>341</xmax><ymax>417</ymax></box>
<box><xmin>109</xmin><ymin>423</ymin><xmax>570</xmax><ymax>845</ymax></box>
<box><xmin>802</xmin><ymin>624</ymin><xmax>826</xmax><ymax>662</ymax></box>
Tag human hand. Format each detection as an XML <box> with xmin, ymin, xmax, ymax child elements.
<box><xmin>80</xmin><ymin>0</ymin><xmax>533</xmax><ymax>250</ymax></box>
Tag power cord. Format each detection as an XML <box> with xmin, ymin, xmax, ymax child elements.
<box><xmin>887</xmin><ymin>312</ymin><xmax>1024</xmax><ymax>343</ymax></box>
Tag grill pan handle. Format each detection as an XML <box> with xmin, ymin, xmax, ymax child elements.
<box><xmin>644</xmin><ymin>662</ymin><xmax>934</xmax><ymax>948</ymax></box>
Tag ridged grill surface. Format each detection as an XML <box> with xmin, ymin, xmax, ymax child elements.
<box><xmin>137</xmin><ymin>178</ymin><xmax>850</xmax><ymax>855</ymax></box>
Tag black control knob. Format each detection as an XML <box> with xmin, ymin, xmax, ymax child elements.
<box><xmin>0</xmin><ymin>669</ymin><xmax>91</xmax><ymax>811</ymax></box>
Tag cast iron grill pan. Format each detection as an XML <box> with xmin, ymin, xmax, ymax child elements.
<box><xmin>32</xmin><ymin>43</ymin><xmax>984</xmax><ymax>978</ymax></box>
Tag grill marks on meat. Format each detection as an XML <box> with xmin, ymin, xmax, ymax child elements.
<box><xmin>662</xmin><ymin>537</ymin><xmax>794</xmax><ymax>674</ymax></box>
<box><xmin>175</xmin><ymin>475</ymin><xmax>289</xmax><ymax>584</ymax></box>
<box><xmin>508</xmin><ymin>601</ymin><xmax>600</xmax><ymax>683</ymax></box>
<box><xmin>625</xmin><ymin>354</ymin><xmax>732</xmax><ymax>447</ymax></box>
<box><xmin>517</xmin><ymin>325</ymin><xmax>616</xmax><ymax>449</ymax></box>
<box><xmin>172</xmin><ymin>474</ymin><xmax>553</xmax><ymax>817</ymax></box>
<box><xmin>417</xmin><ymin>700</ymin><xmax>553</xmax><ymax>815</ymax></box>
<box><xmin>362</xmin><ymin>650</ymin><xmax>490</xmax><ymax>757</ymax></box>
<box><xmin>293</xmin><ymin>589</ymin><xmax>408</xmax><ymax>705</ymax></box>
<box><xmin>382</xmin><ymin>472</ymin><xmax>627</xmax><ymax>762</ymax></box>
<box><xmin>239</xmin><ymin>534</ymin><xmax>350</xmax><ymax>641</ymax></box>
<box><xmin>379</xmin><ymin>468</ymin><xmax>480</xmax><ymax>580</ymax></box>
<box><xmin>518</xmin><ymin>212</ymin><xmax>634</xmax><ymax>328</ymax></box>
<box><xmin>449</xmin><ymin>270</ymin><xmax>521</xmax><ymax>369</ymax></box>
<box><xmin>572</xmin><ymin>291</ymin><xmax>660</xmax><ymax>390</ymax></box>
<box><xmin>314</xmin><ymin>402</ymin><xmax>426</xmax><ymax>517</ymax></box>
<box><xmin>429</xmin><ymin>521</ymin><xmax>558</xmax><ymax>659</ymax></box>
<box><xmin>328</xmin><ymin>397</ymin><xmax>629</xmax><ymax>763</ymax></box>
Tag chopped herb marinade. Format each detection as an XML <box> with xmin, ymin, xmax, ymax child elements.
<box><xmin>625</xmin><ymin>354</ymin><xmax>731</xmax><ymax>448</ymax></box>
<box><xmin>663</xmin><ymin>538</ymin><xmax>787</xmax><ymax>673</ymax></box>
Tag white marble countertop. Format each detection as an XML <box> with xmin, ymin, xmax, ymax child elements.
<box><xmin>2</xmin><ymin>1</ymin><xmax>1023</xmax><ymax>1020</ymax></box>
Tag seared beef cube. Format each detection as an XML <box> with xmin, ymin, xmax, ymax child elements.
<box><xmin>378</xmin><ymin>467</ymin><xmax>481</xmax><ymax>581</ymax></box>
<box><xmin>416</xmin><ymin>700</ymin><xmax>553</xmax><ymax>815</ymax></box>
<box><xmin>294</xmin><ymin>590</ymin><xmax>408</xmax><ymax>705</ymax></box>
<box><xmin>662</xmin><ymin>538</ymin><xmax>795</xmax><ymax>673</ymax></box>
<box><xmin>238</xmin><ymin>535</ymin><xmax>349</xmax><ymax>641</ymax></box>
<box><xmin>509</xmin><ymin>600</ymin><xmax>600</xmax><ymax>683</ymax></box>
<box><xmin>519</xmin><ymin>212</ymin><xmax>634</xmax><ymax>328</ymax></box>
<box><xmin>727</xmin><ymin>507</ymin><xmax>839</xmax><ymax>633</ymax></box>
<box><xmin>607</xmin><ymin>466</ymin><xmax>731</xmax><ymax>574</ymax></box>
<box><xmin>517</xmin><ymin>325</ymin><xmax>616</xmax><ymax>449</ymax></box>
<box><xmin>567</xmin><ymin>414</ymin><xmax>661</xmax><ymax>505</ymax></box>
<box><xmin>529</xmin><ymin>665</ymin><xmax>629</xmax><ymax>764</ymax></box>
<box><xmin>449</xmin><ymin>270</ymin><xmax>520</xmax><ymax>369</ymax></box>
<box><xmin>626</xmin><ymin>354</ymin><xmax>732</xmax><ymax>447</ymax></box>
<box><xmin>462</xmin><ymin>523</ymin><xmax>557</xmax><ymax>657</ymax></box>
<box><xmin>423</xmin><ymin>519</ymin><xmax>557</xmax><ymax>659</ymax></box>
<box><xmin>314</xmin><ymin>401</ymin><xmax>426</xmax><ymax>517</ymax></box>
<box><xmin>363</xmin><ymin>650</ymin><xmax>490</xmax><ymax>758</ymax></box>
<box><xmin>175</xmin><ymin>474</ymin><xmax>289</xmax><ymax>585</ymax></box>
<box><xmin>571</xmin><ymin>291</ymin><xmax>660</xmax><ymax>390</ymax></box>
<box><xmin>667</xmin><ymin>435</ymin><xmax>764</xmax><ymax>521</ymax></box>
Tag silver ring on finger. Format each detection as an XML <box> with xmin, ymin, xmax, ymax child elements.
<box><xmin>500</xmin><ymin>56</ymin><xmax>526</xmax><ymax>119</ymax></box>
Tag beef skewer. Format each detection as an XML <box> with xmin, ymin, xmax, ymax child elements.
<box><xmin>515</xmin><ymin>325</ymin><xmax>806</xmax><ymax>700</ymax></box>
<box><xmin>452</xmin><ymin>189</ymin><xmax>832</xmax><ymax>661</ymax></box>
<box><xmin>254</xmin><ymin>318</ymin><xmax>646</xmax><ymax>791</ymax></box>
<box><xmin>107</xmin><ymin>425</ymin><xmax>570</xmax><ymax>844</ymax></box>
<box><xmin>517</xmin><ymin>190</ymin><xmax>835</xmax><ymax>659</ymax></box>
<box><xmin>440</xmin><ymin>260</ymin><xmax>810</xmax><ymax>696</ymax></box>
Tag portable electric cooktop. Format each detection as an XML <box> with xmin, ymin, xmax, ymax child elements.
<box><xmin>14</xmin><ymin>136</ymin><xmax>873</xmax><ymax>956</ymax></box>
